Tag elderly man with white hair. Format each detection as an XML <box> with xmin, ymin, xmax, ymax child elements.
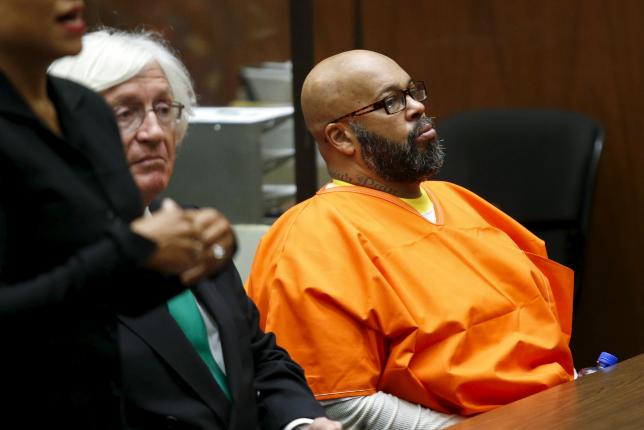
<box><xmin>50</xmin><ymin>28</ymin><xmax>339</xmax><ymax>430</ymax></box>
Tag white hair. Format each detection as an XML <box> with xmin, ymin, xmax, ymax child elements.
<box><xmin>48</xmin><ymin>27</ymin><xmax>196</xmax><ymax>142</ymax></box>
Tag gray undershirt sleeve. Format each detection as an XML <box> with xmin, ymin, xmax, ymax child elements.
<box><xmin>321</xmin><ymin>391</ymin><xmax>464</xmax><ymax>429</ymax></box>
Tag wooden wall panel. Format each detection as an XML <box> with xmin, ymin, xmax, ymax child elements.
<box><xmin>87</xmin><ymin>0</ymin><xmax>291</xmax><ymax>105</ymax></box>
<box><xmin>312</xmin><ymin>0</ymin><xmax>356</xmax><ymax>60</ymax></box>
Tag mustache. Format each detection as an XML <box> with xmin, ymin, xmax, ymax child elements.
<box><xmin>410</xmin><ymin>116</ymin><xmax>436</xmax><ymax>140</ymax></box>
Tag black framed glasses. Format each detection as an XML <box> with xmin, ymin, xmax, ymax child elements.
<box><xmin>329</xmin><ymin>80</ymin><xmax>427</xmax><ymax>123</ymax></box>
<box><xmin>113</xmin><ymin>101</ymin><xmax>184</xmax><ymax>135</ymax></box>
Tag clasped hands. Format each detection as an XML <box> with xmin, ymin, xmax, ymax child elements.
<box><xmin>131</xmin><ymin>199</ymin><xmax>236</xmax><ymax>285</ymax></box>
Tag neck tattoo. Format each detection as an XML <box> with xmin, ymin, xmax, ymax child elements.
<box><xmin>329</xmin><ymin>170</ymin><xmax>400</xmax><ymax>196</ymax></box>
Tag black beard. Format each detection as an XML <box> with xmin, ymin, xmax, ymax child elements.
<box><xmin>351</xmin><ymin>116</ymin><xmax>445</xmax><ymax>183</ymax></box>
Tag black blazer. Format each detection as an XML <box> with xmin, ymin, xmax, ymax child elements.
<box><xmin>0</xmin><ymin>72</ymin><xmax>186</xmax><ymax>428</ymax></box>
<box><xmin>119</xmin><ymin>211</ymin><xmax>325</xmax><ymax>429</ymax></box>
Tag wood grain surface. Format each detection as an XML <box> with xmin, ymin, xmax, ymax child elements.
<box><xmin>448</xmin><ymin>353</ymin><xmax>644</xmax><ymax>429</ymax></box>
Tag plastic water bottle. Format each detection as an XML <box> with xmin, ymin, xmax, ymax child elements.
<box><xmin>578</xmin><ymin>351</ymin><xmax>619</xmax><ymax>376</ymax></box>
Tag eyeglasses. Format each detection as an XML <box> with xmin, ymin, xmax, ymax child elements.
<box><xmin>329</xmin><ymin>80</ymin><xmax>427</xmax><ymax>123</ymax></box>
<box><xmin>112</xmin><ymin>101</ymin><xmax>184</xmax><ymax>135</ymax></box>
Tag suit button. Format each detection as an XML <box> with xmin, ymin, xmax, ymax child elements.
<box><xmin>165</xmin><ymin>416</ymin><xmax>179</xmax><ymax>429</ymax></box>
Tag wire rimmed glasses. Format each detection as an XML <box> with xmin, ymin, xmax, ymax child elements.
<box><xmin>113</xmin><ymin>101</ymin><xmax>184</xmax><ymax>135</ymax></box>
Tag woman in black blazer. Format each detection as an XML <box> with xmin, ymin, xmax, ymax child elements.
<box><xmin>0</xmin><ymin>3</ymin><xmax>234</xmax><ymax>429</ymax></box>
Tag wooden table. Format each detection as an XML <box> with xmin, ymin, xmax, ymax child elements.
<box><xmin>448</xmin><ymin>353</ymin><xmax>644</xmax><ymax>430</ymax></box>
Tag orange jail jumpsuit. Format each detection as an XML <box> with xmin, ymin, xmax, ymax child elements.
<box><xmin>247</xmin><ymin>181</ymin><xmax>575</xmax><ymax>416</ymax></box>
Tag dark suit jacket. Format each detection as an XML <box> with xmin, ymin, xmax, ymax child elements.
<box><xmin>119</xmin><ymin>228</ymin><xmax>325</xmax><ymax>429</ymax></box>
<box><xmin>0</xmin><ymin>72</ymin><xmax>186</xmax><ymax>429</ymax></box>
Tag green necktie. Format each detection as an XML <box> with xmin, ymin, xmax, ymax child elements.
<box><xmin>167</xmin><ymin>289</ymin><xmax>232</xmax><ymax>401</ymax></box>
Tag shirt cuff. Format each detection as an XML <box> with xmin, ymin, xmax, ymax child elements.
<box><xmin>283</xmin><ymin>417</ymin><xmax>314</xmax><ymax>430</ymax></box>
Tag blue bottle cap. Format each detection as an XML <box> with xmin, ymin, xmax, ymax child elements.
<box><xmin>598</xmin><ymin>351</ymin><xmax>619</xmax><ymax>367</ymax></box>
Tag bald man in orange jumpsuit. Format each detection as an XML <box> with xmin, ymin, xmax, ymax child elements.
<box><xmin>247</xmin><ymin>50</ymin><xmax>575</xmax><ymax>429</ymax></box>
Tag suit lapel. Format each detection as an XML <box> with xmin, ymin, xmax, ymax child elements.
<box><xmin>193</xmin><ymin>279</ymin><xmax>251</xmax><ymax>430</ymax></box>
<box><xmin>118</xmin><ymin>305</ymin><xmax>231</xmax><ymax>425</ymax></box>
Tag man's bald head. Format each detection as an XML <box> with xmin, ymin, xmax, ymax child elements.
<box><xmin>300</xmin><ymin>50</ymin><xmax>440</xmax><ymax>197</ymax></box>
<box><xmin>301</xmin><ymin>50</ymin><xmax>408</xmax><ymax>141</ymax></box>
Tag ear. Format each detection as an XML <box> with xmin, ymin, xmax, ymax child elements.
<box><xmin>324</xmin><ymin>122</ymin><xmax>357</xmax><ymax>156</ymax></box>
